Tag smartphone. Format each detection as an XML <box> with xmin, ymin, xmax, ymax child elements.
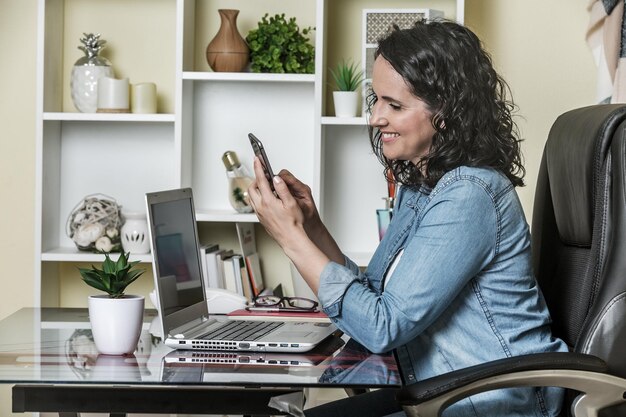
<box><xmin>248</xmin><ymin>133</ymin><xmax>276</xmax><ymax>190</ymax></box>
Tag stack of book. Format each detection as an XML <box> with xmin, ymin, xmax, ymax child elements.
<box><xmin>199</xmin><ymin>223</ymin><xmax>265</xmax><ymax>302</ymax></box>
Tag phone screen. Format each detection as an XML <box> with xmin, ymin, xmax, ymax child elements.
<box><xmin>248</xmin><ymin>133</ymin><xmax>275</xmax><ymax>190</ymax></box>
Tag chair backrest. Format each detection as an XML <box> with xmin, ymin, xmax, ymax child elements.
<box><xmin>532</xmin><ymin>104</ymin><xmax>626</xmax><ymax>379</ymax></box>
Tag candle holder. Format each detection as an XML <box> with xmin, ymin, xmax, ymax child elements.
<box><xmin>96</xmin><ymin>77</ymin><xmax>129</xmax><ymax>113</ymax></box>
<box><xmin>131</xmin><ymin>82</ymin><xmax>157</xmax><ymax>114</ymax></box>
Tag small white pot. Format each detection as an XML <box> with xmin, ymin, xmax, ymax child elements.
<box><xmin>88</xmin><ymin>294</ymin><xmax>145</xmax><ymax>355</ymax></box>
<box><xmin>333</xmin><ymin>91</ymin><xmax>360</xmax><ymax>117</ymax></box>
<box><xmin>121</xmin><ymin>211</ymin><xmax>150</xmax><ymax>254</ymax></box>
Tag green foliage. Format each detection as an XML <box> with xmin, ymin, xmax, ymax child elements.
<box><xmin>246</xmin><ymin>13</ymin><xmax>315</xmax><ymax>74</ymax></box>
<box><xmin>330</xmin><ymin>60</ymin><xmax>364</xmax><ymax>91</ymax></box>
<box><xmin>78</xmin><ymin>252</ymin><xmax>145</xmax><ymax>298</ymax></box>
<box><xmin>233</xmin><ymin>187</ymin><xmax>246</xmax><ymax>203</ymax></box>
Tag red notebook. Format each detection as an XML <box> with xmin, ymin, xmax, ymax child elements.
<box><xmin>227</xmin><ymin>308</ymin><xmax>330</xmax><ymax>323</ymax></box>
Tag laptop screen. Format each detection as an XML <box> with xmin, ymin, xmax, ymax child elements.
<box><xmin>146</xmin><ymin>188</ymin><xmax>208</xmax><ymax>333</ymax></box>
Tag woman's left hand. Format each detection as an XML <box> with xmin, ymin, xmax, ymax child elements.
<box><xmin>248</xmin><ymin>157</ymin><xmax>307</xmax><ymax>249</ymax></box>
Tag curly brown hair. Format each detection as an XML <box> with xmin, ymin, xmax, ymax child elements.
<box><xmin>367</xmin><ymin>19</ymin><xmax>525</xmax><ymax>188</ymax></box>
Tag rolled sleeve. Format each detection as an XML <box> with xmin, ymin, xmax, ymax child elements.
<box><xmin>318</xmin><ymin>259</ymin><xmax>361</xmax><ymax>317</ymax></box>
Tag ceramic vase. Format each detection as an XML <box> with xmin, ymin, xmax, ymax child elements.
<box><xmin>206</xmin><ymin>9</ymin><xmax>250</xmax><ymax>72</ymax></box>
<box><xmin>88</xmin><ymin>294</ymin><xmax>145</xmax><ymax>355</ymax></box>
<box><xmin>333</xmin><ymin>91</ymin><xmax>360</xmax><ymax>117</ymax></box>
<box><xmin>71</xmin><ymin>65</ymin><xmax>114</xmax><ymax>112</ymax></box>
<box><xmin>121</xmin><ymin>212</ymin><xmax>150</xmax><ymax>254</ymax></box>
<box><xmin>70</xmin><ymin>33</ymin><xmax>114</xmax><ymax>113</ymax></box>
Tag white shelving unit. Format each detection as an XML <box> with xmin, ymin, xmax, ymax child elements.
<box><xmin>34</xmin><ymin>0</ymin><xmax>464</xmax><ymax>307</ymax></box>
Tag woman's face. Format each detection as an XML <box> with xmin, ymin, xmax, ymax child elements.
<box><xmin>369</xmin><ymin>56</ymin><xmax>436</xmax><ymax>165</ymax></box>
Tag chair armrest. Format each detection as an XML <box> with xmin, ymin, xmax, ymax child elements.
<box><xmin>396</xmin><ymin>352</ymin><xmax>626</xmax><ymax>417</ymax></box>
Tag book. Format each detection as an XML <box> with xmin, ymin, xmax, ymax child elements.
<box><xmin>236</xmin><ymin>222</ymin><xmax>257</xmax><ymax>256</ymax></box>
<box><xmin>204</xmin><ymin>246</ymin><xmax>224</xmax><ymax>289</ymax></box>
<box><xmin>227</xmin><ymin>308</ymin><xmax>330</xmax><ymax>323</ymax></box>
<box><xmin>213</xmin><ymin>249</ymin><xmax>233</xmax><ymax>290</ymax></box>
<box><xmin>231</xmin><ymin>254</ymin><xmax>244</xmax><ymax>297</ymax></box>
<box><xmin>236</xmin><ymin>222</ymin><xmax>265</xmax><ymax>295</ymax></box>
<box><xmin>199</xmin><ymin>243</ymin><xmax>219</xmax><ymax>290</ymax></box>
<box><xmin>221</xmin><ymin>253</ymin><xmax>238</xmax><ymax>294</ymax></box>
<box><xmin>245</xmin><ymin>253</ymin><xmax>264</xmax><ymax>297</ymax></box>
<box><xmin>232</xmin><ymin>254</ymin><xmax>253</xmax><ymax>301</ymax></box>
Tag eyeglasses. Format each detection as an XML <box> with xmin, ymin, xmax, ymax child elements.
<box><xmin>250</xmin><ymin>295</ymin><xmax>319</xmax><ymax>312</ymax></box>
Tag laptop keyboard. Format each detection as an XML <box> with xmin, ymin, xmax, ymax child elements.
<box><xmin>201</xmin><ymin>320</ymin><xmax>284</xmax><ymax>341</ymax></box>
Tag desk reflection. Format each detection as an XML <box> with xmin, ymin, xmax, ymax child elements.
<box><xmin>0</xmin><ymin>308</ymin><xmax>401</xmax><ymax>390</ymax></box>
<box><xmin>161</xmin><ymin>336</ymin><xmax>401</xmax><ymax>387</ymax></box>
<box><xmin>65</xmin><ymin>329</ymin><xmax>152</xmax><ymax>381</ymax></box>
<box><xmin>319</xmin><ymin>339</ymin><xmax>401</xmax><ymax>385</ymax></box>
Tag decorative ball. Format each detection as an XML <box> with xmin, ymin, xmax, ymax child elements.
<box><xmin>66</xmin><ymin>194</ymin><xmax>123</xmax><ymax>252</ymax></box>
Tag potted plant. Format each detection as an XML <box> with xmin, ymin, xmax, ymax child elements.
<box><xmin>330</xmin><ymin>60</ymin><xmax>364</xmax><ymax>117</ymax></box>
<box><xmin>78</xmin><ymin>252</ymin><xmax>145</xmax><ymax>355</ymax></box>
<box><xmin>246</xmin><ymin>13</ymin><xmax>315</xmax><ymax>74</ymax></box>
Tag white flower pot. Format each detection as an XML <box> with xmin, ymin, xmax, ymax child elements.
<box><xmin>333</xmin><ymin>91</ymin><xmax>360</xmax><ymax>117</ymax></box>
<box><xmin>88</xmin><ymin>294</ymin><xmax>145</xmax><ymax>355</ymax></box>
<box><xmin>121</xmin><ymin>212</ymin><xmax>150</xmax><ymax>254</ymax></box>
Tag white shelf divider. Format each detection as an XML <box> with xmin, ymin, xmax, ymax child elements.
<box><xmin>195</xmin><ymin>210</ymin><xmax>259</xmax><ymax>223</ymax></box>
<box><xmin>43</xmin><ymin>112</ymin><xmax>175</xmax><ymax>122</ymax></box>
<box><xmin>321</xmin><ymin>116</ymin><xmax>367</xmax><ymax>126</ymax></box>
<box><xmin>182</xmin><ymin>71</ymin><xmax>315</xmax><ymax>83</ymax></box>
<box><xmin>41</xmin><ymin>247</ymin><xmax>152</xmax><ymax>264</ymax></box>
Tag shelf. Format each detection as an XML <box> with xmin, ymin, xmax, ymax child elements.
<box><xmin>43</xmin><ymin>113</ymin><xmax>175</xmax><ymax>122</ymax></box>
<box><xmin>41</xmin><ymin>248</ymin><xmax>153</xmax><ymax>264</ymax></box>
<box><xmin>182</xmin><ymin>71</ymin><xmax>315</xmax><ymax>83</ymax></box>
<box><xmin>195</xmin><ymin>210</ymin><xmax>259</xmax><ymax>223</ymax></box>
<box><xmin>321</xmin><ymin>117</ymin><xmax>367</xmax><ymax>126</ymax></box>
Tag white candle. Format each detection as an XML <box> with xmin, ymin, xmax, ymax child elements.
<box><xmin>131</xmin><ymin>82</ymin><xmax>157</xmax><ymax>114</ymax></box>
<box><xmin>97</xmin><ymin>77</ymin><xmax>129</xmax><ymax>112</ymax></box>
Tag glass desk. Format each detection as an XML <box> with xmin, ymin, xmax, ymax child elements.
<box><xmin>0</xmin><ymin>308</ymin><xmax>402</xmax><ymax>416</ymax></box>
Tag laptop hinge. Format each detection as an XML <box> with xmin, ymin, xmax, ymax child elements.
<box><xmin>169</xmin><ymin>316</ymin><xmax>211</xmax><ymax>337</ymax></box>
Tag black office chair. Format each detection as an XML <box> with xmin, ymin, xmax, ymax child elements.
<box><xmin>396</xmin><ymin>104</ymin><xmax>626</xmax><ymax>417</ymax></box>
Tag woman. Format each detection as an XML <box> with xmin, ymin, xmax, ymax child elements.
<box><xmin>248</xmin><ymin>19</ymin><xmax>567</xmax><ymax>417</ymax></box>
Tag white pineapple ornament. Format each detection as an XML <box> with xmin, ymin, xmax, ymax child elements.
<box><xmin>70</xmin><ymin>33</ymin><xmax>114</xmax><ymax>113</ymax></box>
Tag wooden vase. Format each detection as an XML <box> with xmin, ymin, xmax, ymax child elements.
<box><xmin>206</xmin><ymin>9</ymin><xmax>249</xmax><ymax>72</ymax></box>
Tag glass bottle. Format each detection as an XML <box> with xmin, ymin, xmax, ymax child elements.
<box><xmin>222</xmin><ymin>151</ymin><xmax>254</xmax><ymax>213</ymax></box>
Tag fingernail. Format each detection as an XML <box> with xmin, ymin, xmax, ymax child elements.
<box><xmin>273</xmin><ymin>176</ymin><xmax>282</xmax><ymax>184</ymax></box>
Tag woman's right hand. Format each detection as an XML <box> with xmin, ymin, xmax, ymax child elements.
<box><xmin>277</xmin><ymin>169</ymin><xmax>322</xmax><ymax>232</ymax></box>
<box><xmin>277</xmin><ymin>170</ymin><xmax>344</xmax><ymax>265</ymax></box>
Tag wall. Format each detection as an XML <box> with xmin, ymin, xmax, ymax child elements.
<box><xmin>0</xmin><ymin>2</ymin><xmax>37</xmax><ymax>414</ymax></box>
<box><xmin>466</xmin><ymin>0</ymin><xmax>596</xmax><ymax>220</ymax></box>
<box><xmin>0</xmin><ymin>0</ymin><xmax>597</xmax><ymax>415</ymax></box>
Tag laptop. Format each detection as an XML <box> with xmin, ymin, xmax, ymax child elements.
<box><xmin>145</xmin><ymin>187</ymin><xmax>337</xmax><ymax>353</ymax></box>
<box><xmin>163</xmin><ymin>333</ymin><xmax>345</xmax><ymax>367</ymax></box>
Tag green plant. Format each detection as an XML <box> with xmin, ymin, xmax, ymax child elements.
<box><xmin>78</xmin><ymin>252</ymin><xmax>145</xmax><ymax>298</ymax></box>
<box><xmin>330</xmin><ymin>60</ymin><xmax>364</xmax><ymax>91</ymax></box>
<box><xmin>246</xmin><ymin>13</ymin><xmax>315</xmax><ymax>74</ymax></box>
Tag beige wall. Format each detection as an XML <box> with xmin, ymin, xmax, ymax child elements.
<box><xmin>466</xmin><ymin>0</ymin><xmax>596</xmax><ymax>219</ymax></box>
<box><xmin>0</xmin><ymin>0</ymin><xmax>37</xmax><ymax>319</ymax></box>
<box><xmin>0</xmin><ymin>0</ymin><xmax>597</xmax><ymax>415</ymax></box>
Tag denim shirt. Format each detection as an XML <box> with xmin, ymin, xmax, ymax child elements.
<box><xmin>318</xmin><ymin>166</ymin><xmax>568</xmax><ymax>417</ymax></box>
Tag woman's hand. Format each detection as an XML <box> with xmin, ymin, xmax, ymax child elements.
<box><xmin>249</xmin><ymin>158</ymin><xmax>344</xmax><ymax>266</ymax></box>
<box><xmin>248</xmin><ymin>157</ymin><xmax>307</xmax><ymax>249</ymax></box>
<box><xmin>276</xmin><ymin>169</ymin><xmax>323</xmax><ymax>235</ymax></box>
<box><xmin>248</xmin><ymin>157</ymin><xmax>331</xmax><ymax>293</ymax></box>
